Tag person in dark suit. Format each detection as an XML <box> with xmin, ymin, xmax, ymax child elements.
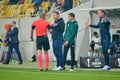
<box><xmin>3</xmin><ymin>21</ymin><xmax>23</xmax><ymax>64</ymax></box>
<box><xmin>62</xmin><ymin>0</ymin><xmax>73</xmax><ymax>12</ymax></box>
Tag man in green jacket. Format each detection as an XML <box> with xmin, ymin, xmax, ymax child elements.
<box><xmin>63</xmin><ymin>13</ymin><xmax>79</xmax><ymax>72</ymax></box>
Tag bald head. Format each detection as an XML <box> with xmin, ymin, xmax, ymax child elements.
<box><xmin>39</xmin><ymin>13</ymin><xmax>46</xmax><ymax>19</ymax></box>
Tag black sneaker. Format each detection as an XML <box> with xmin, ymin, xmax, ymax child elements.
<box><xmin>45</xmin><ymin>69</ymin><xmax>49</xmax><ymax>71</ymax></box>
<box><xmin>18</xmin><ymin>62</ymin><xmax>23</xmax><ymax>64</ymax></box>
<box><xmin>63</xmin><ymin>67</ymin><xmax>66</xmax><ymax>70</ymax></box>
<box><xmin>38</xmin><ymin>69</ymin><xmax>43</xmax><ymax>71</ymax></box>
<box><xmin>3</xmin><ymin>62</ymin><xmax>9</xmax><ymax>64</ymax></box>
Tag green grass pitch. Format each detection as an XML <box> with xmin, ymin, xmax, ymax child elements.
<box><xmin>0</xmin><ymin>62</ymin><xmax>120</xmax><ymax>80</ymax></box>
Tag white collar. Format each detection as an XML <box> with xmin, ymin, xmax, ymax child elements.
<box><xmin>11</xmin><ymin>26</ymin><xmax>15</xmax><ymax>31</ymax></box>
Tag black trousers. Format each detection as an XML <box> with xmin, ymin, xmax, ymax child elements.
<box><xmin>64</xmin><ymin>43</ymin><xmax>75</xmax><ymax>69</ymax></box>
<box><xmin>5</xmin><ymin>43</ymin><xmax>23</xmax><ymax>64</ymax></box>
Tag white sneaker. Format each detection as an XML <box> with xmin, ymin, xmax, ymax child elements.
<box><xmin>55</xmin><ymin>66</ymin><xmax>63</xmax><ymax>71</ymax></box>
<box><xmin>101</xmin><ymin>65</ymin><xmax>110</xmax><ymax>71</ymax></box>
<box><xmin>52</xmin><ymin>66</ymin><xmax>57</xmax><ymax>70</ymax></box>
<box><xmin>69</xmin><ymin>69</ymin><xmax>75</xmax><ymax>72</ymax></box>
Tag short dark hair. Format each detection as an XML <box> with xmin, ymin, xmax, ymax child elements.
<box><xmin>68</xmin><ymin>13</ymin><xmax>75</xmax><ymax>18</ymax></box>
<box><xmin>53</xmin><ymin>11</ymin><xmax>60</xmax><ymax>15</ymax></box>
<box><xmin>98</xmin><ymin>9</ymin><xmax>105</xmax><ymax>14</ymax></box>
<box><xmin>93</xmin><ymin>32</ymin><xmax>98</xmax><ymax>35</ymax></box>
<box><xmin>13</xmin><ymin>21</ymin><xmax>16</xmax><ymax>24</ymax></box>
<box><xmin>38</xmin><ymin>5</ymin><xmax>42</xmax><ymax>7</ymax></box>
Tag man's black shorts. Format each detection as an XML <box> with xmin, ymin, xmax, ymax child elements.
<box><xmin>36</xmin><ymin>36</ymin><xmax>50</xmax><ymax>50</ymax></box>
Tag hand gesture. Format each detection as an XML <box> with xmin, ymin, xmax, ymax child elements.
<box><xmin>51</xmin><ymin>23</ymin><xmax>57</xmax><ymax>27</ymax></box>
<box><xmin>85</xmin><ymin>22</ymin><xmax>90</xmax><ymax>27</ymax></box>
<box><xmin>31</xmin><ymin>37</ymin><xmax>34</xmax><ymax>41</ymax></box>
<box><xmin>49</xmin><ymin>29</ymin><xmax>52</xmax><ymax>32</ymax></box>
<box><xmin>64</xmin><ymin>41</ymin><xmax>69</xmax><ymax>46</ymax></box>
<box><xmin>101</xmin><ymin>18</ymin><xmax>107</xmax><ymax>22</ymax></box>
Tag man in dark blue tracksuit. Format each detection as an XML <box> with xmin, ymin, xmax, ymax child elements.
<box><xmin>85</xmin><ymin>9</ymin><xmax>111</xmax><ymax>71</ymax></box>
<box><xmin>51</xmin><ymin>11</ymin><xmax>65</xmax><ymax>71</ymax></box>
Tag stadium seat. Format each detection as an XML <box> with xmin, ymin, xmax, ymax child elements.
<box><xmin>12</xmin><ymin>4</ymin><xmax>19</xmax><ymax>9</ymax></box>
<box><xmin>73</xmin><ymin>0</ymin><xmax>81</xmax><ymax>7</ymax></box>
<box><xmin>0</xmin><ymin>5</ymin><xmax>7</xmax><ymax>10</ymax></box>
<box><xmin>48</xmin><ymin>2</ymin><xmax>56</xmax><ymax>13</ymax></box>
<box><xmin>5</xmin><ymin>5</ymin><xmax>13</xmax><ymax>17</ymax></box>
<box><xmin>41</xmin><ymin>2</ymin><xmax>49</xmax><ymax>11</ymax></box>
<box><xmin>12</xmin><ymin>9</ymin><xmax>20</xmax><ymax>17</ymax></box>
<box><xmin>0</xmin><ymin>0</ymin><xmax>9</xmax><ymax>5</ymax></box>
<box><xmin>29</xmin><ymin>3</ymin><xmax>34</xmax><ymax>8</ymax></box>
<box><xmin>0</xmin><ymin>4</ymin><xmax>21</xmax><ymax>18</ymax></box>
<box><xmin>0</xmin><ymin>0</ymin><xmax>52</xmax><ymax>18</ymax></box>
<box><xmin>21</xmin><ymin>3</ymin><xmax>33</xmax><ymax>14</ymax></box>
<box><xmin>24</xmin><ymin>0</ymin><xmax>31</xmax><ymax>3</ymax></box>
<box><xmin>12</xmin><ymin>5</ymin><xmax>21</xmax><ymax>17</ymax></box>
<box><xmin>1</xmin><ymin>5</ymin><xmax>10</xmax><ymax>17</ymax></box>
<box><xmin>25</xmin><ymin>8</ymin><xmax>34</xmax><ymax>17</ymax></box>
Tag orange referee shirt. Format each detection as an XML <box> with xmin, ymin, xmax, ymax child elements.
<box><xmin>32</xmin><ymin>18</ymin><xmax>50</xmax><ymax>36</ymax></box>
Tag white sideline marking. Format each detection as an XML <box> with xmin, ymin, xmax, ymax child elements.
<box><xmin>0</xmin><ymin>69</ymin><xmax>119</xmax><ymax>77</ymax></box>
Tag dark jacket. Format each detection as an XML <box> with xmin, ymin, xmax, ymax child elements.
<box><xmin>90</xmin><ymin>17</ymin><xmax>111</xmax><ymax>40</ymax></box>
<box><xmin>62</xmin><ymin>0</ymin><xmax>73</xmax><ymax>11</ymax></box>
<box><xmin>6</xmin><ymin>27</ymin><xmax>19</xmax><ymax>44</ymax></box>
<box><xmin>51</xmin><ymin>18</ymin><xmax>65</xmax><ymax>40</ymax></box>
<box><xmin>64</xmin><ymin>20</ymin><xmax>79</xmax><ymax>43</ymax></box>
